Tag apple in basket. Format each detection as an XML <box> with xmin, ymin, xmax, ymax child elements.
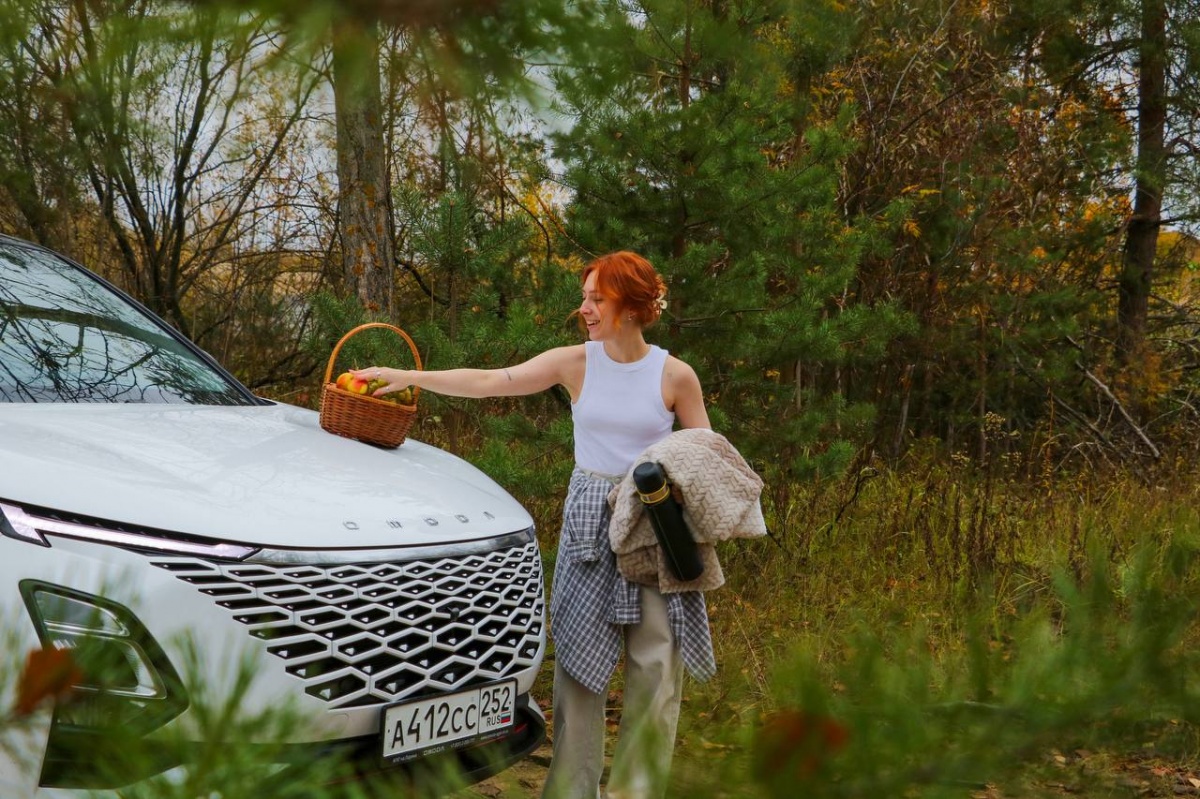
<box><xmin>334</xmin><ymin>371</ymin><xmax>369</xmax><ymax>395</ymax></box>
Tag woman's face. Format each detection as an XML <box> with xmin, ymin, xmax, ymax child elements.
<box><xmin>579</xmin><ymin>271</ymin><xmax>621</xmax><ymax>341</ymax></box>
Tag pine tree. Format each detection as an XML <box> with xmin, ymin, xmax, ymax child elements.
<box><xmin>549</xmin><ymin>0</ymin><xmax>912</xmax><ymax>482</ymax></box>
<box><xmin>1003</xmin><ymin>0</ymin><xmax>1200</xmax><ymax>379</ymax></box>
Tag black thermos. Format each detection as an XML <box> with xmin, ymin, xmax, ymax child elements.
<box><xmin>632</xmin><ymin>461</ymin><xmax>704</xmax><ymax>582</ymax></box>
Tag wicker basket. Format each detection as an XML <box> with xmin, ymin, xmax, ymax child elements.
<box><xmin>319</xmin><ymin>323</ymin><xmax>422</xmax><ymax>448</ymax></box>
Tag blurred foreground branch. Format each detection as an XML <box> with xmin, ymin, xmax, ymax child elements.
<box><xmin>182</xmin><ymin>0</ymin><xmax>500</xmax><ymax>27</ymax></box>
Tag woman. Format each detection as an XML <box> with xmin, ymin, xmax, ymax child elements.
<box><xmin>353</xmin><ymin>251</ymin><xmax>715</xmax><ymax>799</ymax></box>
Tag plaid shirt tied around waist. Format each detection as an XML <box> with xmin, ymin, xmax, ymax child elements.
<box><xmin>550</xmin><ymin>467</ymin><xmax>716</xmax><ymax>695</ymax></box>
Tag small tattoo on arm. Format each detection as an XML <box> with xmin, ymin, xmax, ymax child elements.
<box><xmin>505</xmin><ymin>368</ymin><xmax>513</xmax><ymax>382</ymax></box>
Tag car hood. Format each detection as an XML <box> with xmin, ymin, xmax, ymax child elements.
<box><xmin>0</xmin><ymin>401</ymin><xmax>534</xmax><ymax>549</ymax></box>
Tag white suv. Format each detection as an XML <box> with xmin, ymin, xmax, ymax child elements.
<box><xmin>0</xmin><ymin>234</ymin><xmax>547</xmax><ymax>796</ymax></box>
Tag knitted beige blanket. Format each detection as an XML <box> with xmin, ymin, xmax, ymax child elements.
<box><xmin>608</xmin><ymin>428</ymin><xmax>767</xmax><ymax>593</ymax></box>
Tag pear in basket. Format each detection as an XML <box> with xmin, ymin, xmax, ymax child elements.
<box><xmin>376</xmin><ymin>387</ymin><xmax>414</xmax><ymax>406</ymax></box>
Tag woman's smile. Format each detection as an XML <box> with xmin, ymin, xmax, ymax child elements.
<box><xmin>580</xmin><ymin>272</ymin><xmax>614</xmax><ymax>339</ymax></box>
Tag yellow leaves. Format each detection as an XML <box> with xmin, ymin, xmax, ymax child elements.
<box><xmin>700</xmin><ymin>739</ymin><xmax>738</xmax><ymax>752</ymax></box>
<box><xmin>902</xmin><ymin>218</ymin><xmax>921</xmax><ymax>238</ymax></box>
<box><xmin>900</xmin><ymin>185</ymin><xmax>941</xmax><ymax>199</ymax></box>
<box><xmin>1120</xmin><ymin>347</ymin><xmax>1170</xmax><ymax>404</ymax></box>
<box><xmin>1079</xmin><ymin>197</ymin><xmax>1126</xmax><ymax>223</ymax></box>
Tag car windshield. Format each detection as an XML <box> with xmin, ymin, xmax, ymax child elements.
<box><xmin>0</xmin><ymin>239</ymin><xmax>252</xmax><ymax>404</ymax></box>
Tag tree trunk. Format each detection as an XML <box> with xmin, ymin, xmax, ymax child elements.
<box><xmin>333</xmin><ymin>20</ymin><xmax>395</xmax><ymax>317</ymax></box>
<box><xmin>1116</xmin><ymin>0</ymin><xmax>1167</xmax><ymax>364</ymax></box>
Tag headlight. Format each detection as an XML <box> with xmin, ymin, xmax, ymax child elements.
<box><xmin>1</xmin><ymin>500</ymin><xmax>258</xmax><ymax>559</ymax></box>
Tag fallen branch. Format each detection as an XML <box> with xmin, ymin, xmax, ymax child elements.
<box><xmin>1075</xmin><ymin>362</ymin><xmax>1162</xmax><ymax>460</ymax></box>
<box><xmin>1008</xmin><ymin>345</ymin><xmax>1148</xmax><ymax>479</ymax></box>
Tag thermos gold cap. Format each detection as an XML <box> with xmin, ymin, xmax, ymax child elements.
<box><xmin>637</xmin><ymin>484</ymin><xmax>671</xmax><ymax>504</ymax></box>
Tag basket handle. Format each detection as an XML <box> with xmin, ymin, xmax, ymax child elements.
<box><xmin>323</xmin><ymin>323</ymin><xmax>424</xmax><ymax>399</ymax></box>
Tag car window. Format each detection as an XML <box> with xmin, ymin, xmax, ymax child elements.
<box><xmin>0</xmin><ymin>240</ymin><xmax>253</xmax><ymax>405</ymax></box>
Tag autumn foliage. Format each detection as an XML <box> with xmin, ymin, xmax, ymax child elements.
<box><xmin>12</xmin><ymin>647</ymin><xmax>83</xmax><ymax>718</ymax></box>
<box><xmin>755</xmin><ymin>709</ymin><xmax>850</xmax><ymax>783</ymax></box>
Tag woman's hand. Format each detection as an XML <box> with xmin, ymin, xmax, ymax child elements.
<box><xmin>350</xmin><ymin>366</ymin><xmax>417</xmax><ymax>397</ymax></box>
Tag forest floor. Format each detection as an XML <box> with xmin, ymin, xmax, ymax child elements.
<box><xmin>449</xmin><ymin>717</ymin><xmax>1200</xmax><ymax>798</ymax></box>
<box><xmin>452</xmin><ymin>740</ymin><xmax>552</xmax><ymax>799</ymax></box>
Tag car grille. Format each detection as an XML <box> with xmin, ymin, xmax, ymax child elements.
<box><xmin>149</xmin><ymin>538</ymin><xmax>544</xmax><ymax>709</ymax></box>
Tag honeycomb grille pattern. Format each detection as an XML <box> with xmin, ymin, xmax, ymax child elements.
<box><xmin>151</xmin><ymin>541</ymin><xmax>544</xmax><ymax>709</ymax></box>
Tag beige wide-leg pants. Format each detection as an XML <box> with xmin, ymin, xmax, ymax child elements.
<box><xmin>541</xmin><ymin>586</ymin><xmax>685</xmax><ymax>799</ymax></box>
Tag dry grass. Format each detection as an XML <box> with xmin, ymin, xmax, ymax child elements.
<box><xmin>653</xmin><ymin>455</ymin><xmax>1200</xmax><ymax>798</ymax></box>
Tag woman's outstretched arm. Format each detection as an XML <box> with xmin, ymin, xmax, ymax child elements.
<box><xmin>352</xmin><ymin>344</ymin><xmax>584</xmax><ymax>400</ymax></box>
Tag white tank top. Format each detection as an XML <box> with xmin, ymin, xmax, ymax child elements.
<box><xmin>572</xmin><ymin>341</ymin><xmax>675</xmax><ymax>475</ymax></box>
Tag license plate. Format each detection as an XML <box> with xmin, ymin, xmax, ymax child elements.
<box><xmin>381</xmin><ymin>679</ymin><xmax>517</xmax><ymax>762</ymax></box>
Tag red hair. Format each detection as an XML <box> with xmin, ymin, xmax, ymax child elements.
<box><xmin>581</xmin><ymin>251</ymin><xmax>666</xmax><ymax>330</ymax></box>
